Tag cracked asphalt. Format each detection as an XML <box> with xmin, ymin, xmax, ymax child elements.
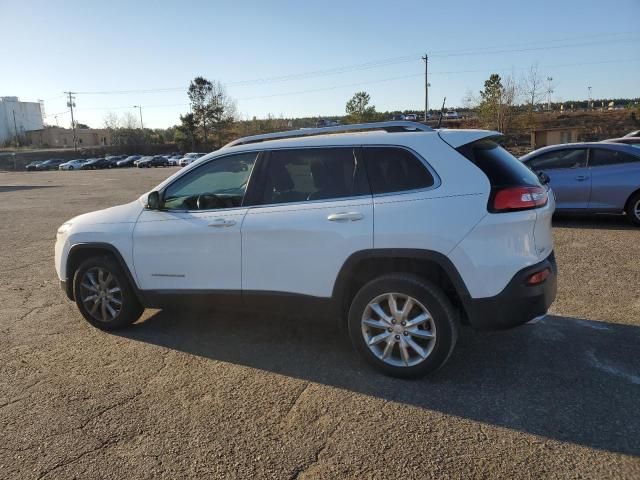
<box><xmin>1</xmin><ymin>168</ymin><xmax>639</xmax><ymax>479</ymax></box>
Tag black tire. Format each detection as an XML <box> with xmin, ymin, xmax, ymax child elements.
<box><xmin>625</xmin><ymin>191</ymin><xmax>640</xmax><ymax>226</ymax></box>
<box><xmin>347</xmin><ymin>273</ymin><xmax>458</xmax><ymax>378</ymax></box>
<box><xmin>68</xmin><ymin>166</ymin><xmax>74</xmax><ymax>170</ymax></box>
<box><xmin>73</xmin><ymin>256</ymin><xmax>144</xmax><ymax>330</ymax></box>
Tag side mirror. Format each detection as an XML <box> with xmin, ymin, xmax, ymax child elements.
<box><xmin>146</xmin><ymin>191</ymin><xmax>161</xmax><ymax>210</ymax></box>
<box><xmin>537</xmin><ymin>171</ymin><xmax>550</xmax><ymax>185</ymax></box>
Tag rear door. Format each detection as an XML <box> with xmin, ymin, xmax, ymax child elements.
<box><xmin>587</xmin><ymin>147</ymin><xmax>640</xmax><ymax>211</ymax></box>
<box><xmin>526</xmin><ymin>148</ymin><xmax>590</xmax><ymax>209</ymax></box>
<box><xmin>241</xmin><ymin>147</ymin><xmax>373</xmax><ymax>298</ymax></box>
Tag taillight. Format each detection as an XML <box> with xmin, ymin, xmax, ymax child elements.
<box><xmin>491</xmin><ymin>186</ymin><xmax>548</xmax><ymax>213</ymax></box>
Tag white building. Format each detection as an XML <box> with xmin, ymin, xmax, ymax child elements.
<box><xmin>0</xmin><ymin>97</ymin><xmax>44</xmax><ymax>145</ymax></box>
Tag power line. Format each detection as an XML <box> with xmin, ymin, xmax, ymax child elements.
<box><xmin>58</xmin><ymin>57</ymin><xmax>640</xmax><ymax>113</ymax></box>
<box><xmin>70</xmin><ymin>31</ymin><xmax>639</xmax><ymax>95</ymax></box>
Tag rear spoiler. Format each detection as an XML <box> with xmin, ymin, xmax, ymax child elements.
<box><xmin>437</xmin><ymin>129</ymin><xmax>502</xmax><ymax>149</ymax></box>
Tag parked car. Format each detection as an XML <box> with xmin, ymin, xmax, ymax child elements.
<box><xmin>36</xmin><ymin>159</ymin><xmax>65</xmax><ymax>170</ymax></box>
<box><xmin>179</xmin><ymin>153</ymin><xmax>206</xmax><ymax>167</ymax></box>
<box><xmin>602</xmin><ymin>137</ymin><xmax>640</xmax><ymax>149</ymax></box>
<box><xmin>316</xmin><ymin>119</ymin><xmax>339</xmax><ymax>128</ymax></box>
<box><xmin>55</xmin><ymin>121</ymin><xmax>557</xmax><ymax>378</ymax></box>
<box><xmin>520</xmin><ymin>142</ymin><xmax>640</xmax><ymax>224</ymax></box>
<box><xmin>59</xmin><ymin>159</ymin><xmax>88</xmax><ymax>170</ymax></box>
<box><xmin>81</xmin><ymin>158</ymin><xmax>112</xmax><ymax>170</ymax></box>
<box><xmin>137</xmin><ymin>155</ymin><xmax>169</xmax><ymax>168</ymax></box>
<box><xmin>133</xmin><ymin>156</ymin><xmax>150</xmax><ymax>167</ymax></box>
<box><xmin>25</xmin><ymin>160</ymin><xmax>45</xmax><ymax>171</ymax></box>
<box><xmin>404</xmin><ymin>114</ymin><xmax>418</xmax><ymax>121</ymax></box>
<box><xmin>167</xmin><ymin>155</ymin><xmax>182</xmax><ymax>167</ymax></box>
<box><xmin>444</xmin><ymin>110</ymin><xmax>461</xmax><ymax>119</ymax></box>
<box><xmin>116</xmin><ymin>155</ymin><xmax>141</xmax><ymax>168</ymax></box>
<box><xmin>105</xmin><ymin>155</ymin><xmax>127</xmax><ymax>168</ymax></box>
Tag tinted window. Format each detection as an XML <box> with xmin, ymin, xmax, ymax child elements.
<box><xmin>589</xmin><ymin>148</ymin><xmax>639</xmax><ymax>167</ymax></box>
<box><xmin>259</xmin><ymin>148</ymin><xmax>368</xmax><ymax>205</ymax></box>
<box><xmin>163</xmin><ymin>152</ymin><xmax>257</xmax><ymax>210</ymax></box>
<box><xmin>458</xmin><ymin>139</ymin><xmax>540</xmax><ymax>187</ymax></box>
<box><xmin>527</xmin><ymin>149</ymin><xmax>587</xmax><ymax>170</ymax></box>
<box><xmin>363</xmin><ymin>147</ymin><xmax>434</xmax><ymax>194</ymax></box>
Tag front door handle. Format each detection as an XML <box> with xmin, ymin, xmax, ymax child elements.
<box><xmin>208</xmin><ymin>218</ymin><xmax>236</xmax><ymax>227</ymax></box>
<box><xmin>327</xmin><ymin>212</ymin><xmax>364</xmax><ymax>222</ymax></box>
<box><xmin>575</xmin><ymin>175</ymin><xmax>589</xmax><ymax>181</ymax></box>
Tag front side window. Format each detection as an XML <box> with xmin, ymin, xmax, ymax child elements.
<box><xmin>589</xmin><ymin>148</ymin><xmax>639</xmax><ymax>167</ymax></box>
<box><xmin>259</xmin><ymin>148</ymin><xmax>368</xmax><ymax>205</ymax></box>
<box><xmin>363</xmin><ymin>147</ymin><xmax>435</xmax><ymax>194</ymax></box>
<box><xmin>163</xmin><ymin>152</ymin><xmax>257</xmax><ymax>210</ymax></box>
<box><xmin>527</xmin><ymin>149</ymin><xmax>587</xmax><ymax>170</ymax></box>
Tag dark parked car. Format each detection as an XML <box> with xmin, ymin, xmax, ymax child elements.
<box><xmin>35</xmin><ymin>159</ymin><xmax>65</xmax><ymax>171</ymax></box>
<box><xmin>602</xmin><ymin>137</ymin><xmax>640</xmax><ymax>148</ymax></box>
<box><xmin>25</xmin><ymin>160</ymin><xmax>45</xmax><ymax>171</ymax></box>
<box><xmin>137</xmin><ymin>155</ymin><xmax>169</xmax><ymax>168</ymax></box>
<box><xmin>81</xmin><ymin>158</ymin><xmax>112</xmax><ymax>169</ymax></box>
<box><xmin>520</xmin><ymin>142</ymin><xmax>640</xmax><ymax>225</ymax></box>
<box><xmin>116</xmin><ymin>155</ymin><xmax>141</xmax><ymax>167</ymax></box>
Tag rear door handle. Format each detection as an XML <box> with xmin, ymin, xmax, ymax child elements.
<box><xmin>327</xmin><ymin>212</ymin><xmax>364</xmax><ymax>222</ymax></box>
<box><xmin>208</xmin><ymin>218</ymin><xmax>236</xmax><ymax>227</ymax></box>
<box><xmin>575</xmin><ymin>175</ymin><xmax>589</xmax><ymax>181</ymax></box>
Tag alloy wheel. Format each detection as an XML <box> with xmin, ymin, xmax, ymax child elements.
<box><xmin>79</xmin><ymin>267</ymin><xmax>123</xmax><ymax>323</ymax></box>
<box><xmin>634</xmin><ymin>199</ymin><xmax>640</xmax><ymax>221</ymax></box>
<box><xmin>361</xmin><ymin>293</ymin><xmax>436</xmax><ymax>367</ymax></box>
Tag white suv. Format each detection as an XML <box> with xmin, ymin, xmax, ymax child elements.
<box><xmin>55</xmin><ymin>121</ymin><xmax>557</xmax><ymax>377</ymax></box>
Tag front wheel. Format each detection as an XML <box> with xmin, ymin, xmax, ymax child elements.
<box><xmin>625</xmin><ymin>191</ymin><xmax>640</xmax><ymax>226</ymax></box>
<box><xmin>73</xmin><ymin>256</ymin><xmax>143</xmax><ymax>330</ymax></box>
<box><xmin>348</xmin><ymin>274</ymin><xmax>458</xmax><ymax>378</ymax></box>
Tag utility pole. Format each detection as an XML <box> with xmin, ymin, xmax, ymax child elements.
<box><xmin>64</xmin><ymin>92</ymin><xmax>77</xmax><ymax>151</ymax></box>
<box><xmin>546</xmin><ymin>77</ymin><xmax>553</xmax><ymax>111</ymax></box>
<box><xmin>133</xmin><ymin>105</ymin><xmax>144</xmax><ymax>129</ymax></box>
<box><xmin>422</xmin><ymin>53</ymin><xmax>429</xmax><ymax>121</ymax></box>
<box><xmin>12</xmin><ymin>110</ymin><xmax>20</xmax><ymax>147</ymax></box>
<box><xmin>587</xmin><ymin>86</ymin><xmax>592</xmax><ymax>110</ymax></box>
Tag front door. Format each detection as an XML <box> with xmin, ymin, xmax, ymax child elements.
<box><xmin>241</xmin><ymin>147</ymin><xmax>373</xmax><ymax>298</ymax></box>
<box><xmin>527</xmin><ymin>148</ymin><xmax>590</xmax><ymax>209</ymax></box>
<box><xmin>133</xmin><ymin>152</ymin><xmax>259</xmax><ymax>291</ymax></box>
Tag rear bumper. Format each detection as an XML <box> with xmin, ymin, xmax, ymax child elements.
<box><xmin>464</xmin><ymin>252</ymin><xmax>557</xmax><ymax>331</ymax></box>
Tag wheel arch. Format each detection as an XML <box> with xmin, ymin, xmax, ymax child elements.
<box><xmin>332</xmin><ymin>249</ymin><xmax>472</xmax><ymax>324</ymax></box>
<box><xmin>624</xmin><ymin>187</ymin><xmax>640</xmax><ymax>212</ymax></box>
<box><xmin>65</xmin><ymin>243</ymin><xmax>142</xmax><ymax>303</ymax></box>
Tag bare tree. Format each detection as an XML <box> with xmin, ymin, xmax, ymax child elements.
<box><xmin>522</xmin><ymin>63</ymin><xmax>544</xmax><ymax>113</ymax></box>
<box><xmin>121</xmin><ymin>111</ymin><xmax>138</xmax><ymax>129</ymax></box>
<box><xmin>103</xmin><ymin>112</ymin><xmax>120</xmax><ymax>130</ymax></box>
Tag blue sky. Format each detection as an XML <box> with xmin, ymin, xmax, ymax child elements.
<box><xmin>1</xmin><ymin>0</ymin><xmax>638</xmax><ymax>129</ymax></box>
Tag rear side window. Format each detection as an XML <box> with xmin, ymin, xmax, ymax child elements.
<box><xmin>363</xmin><ymin>147</ymin><xmax>434</xmax><ymax>194</ymax></box>
<box><xmin>527</xmin><ymin>149</ymin><xmax>587</xmax><ymax>170</ymax></box>
<box><xmin>458</xmin><ymin>139</ymin><xmax>540</xmax><ymax>187</ymax></box>
<box><xmin>589</xmin><ymin>148</ymin><xmax>639</xmax><ymax>167</ymax></box>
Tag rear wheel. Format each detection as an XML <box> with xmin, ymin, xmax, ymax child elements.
<box><xmin>73</xmin><ymin>256</ymin><xmax>143</xmax><ymax>330</ymax></box>
<box><xmin>625</xmin><ymin>191</ymin><xmax>640</xmax><ymax>226</ymax></box>
<box><xmin>348</xmin><ymin>274</ymin><xmax>458</xmax><ymax>378</ymax></box>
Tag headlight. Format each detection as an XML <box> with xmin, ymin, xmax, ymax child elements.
<box><xmin>57</xmin><ymin>222</ymin><xmax>72</xmax><ymax>236</ymax></box>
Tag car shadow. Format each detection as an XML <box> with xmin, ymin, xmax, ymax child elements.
<box><xmin>553</xmin><ymin>214</ymin><xmax>636</xmax><ymax>231</ymax></box>
<box><xmin>116</xmin><ymin>310</ymin><xmax>640</xmax><ymax>456</ymax></box>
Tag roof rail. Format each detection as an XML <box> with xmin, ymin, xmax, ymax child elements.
<box><xmin>223</xmin><ymin>121</ymin><xmax>433</xmax><ymax>148</ymax></box>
